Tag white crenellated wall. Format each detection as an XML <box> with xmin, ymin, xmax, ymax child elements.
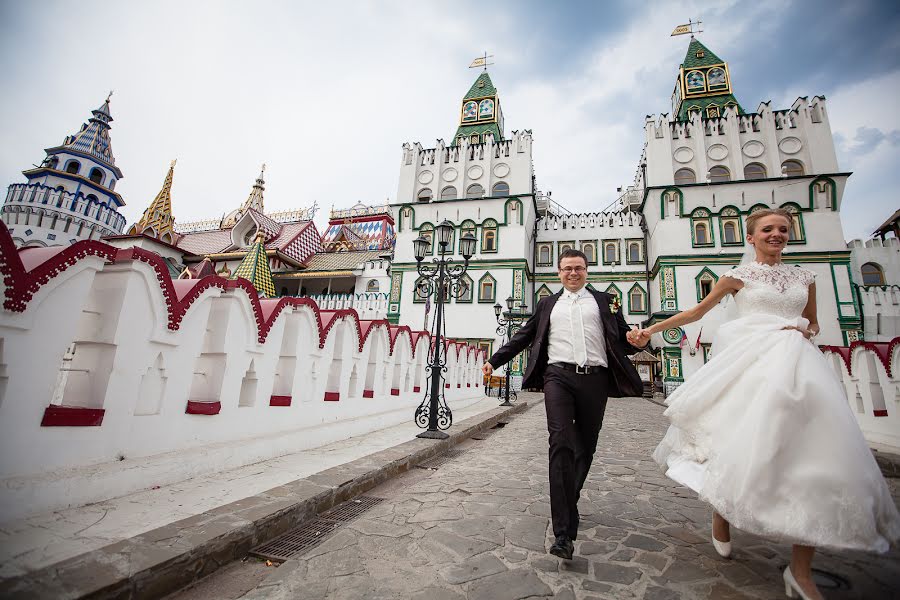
<box><xmin>822</xmin><ymin>340</ymin><xmax>900</xmax><ymax>453</ymax></box>
<box><xmin>0</xmin><ymin>224</ymin><xmax>484</xmax><ymax>520</ymax></box>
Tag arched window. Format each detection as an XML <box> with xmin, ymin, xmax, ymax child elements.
<box><xmin>723</xmin><ymin>221</ymin><xmax>738</xmax><ymax>244</ymax></box>
<box><xmin>481</xmin><ymin>219</ymin><xmax>498</xmax><ymax>252</ymax></box>
<box><xmin>419</xmin><ymin>224</ymin><xmax>434</xmax><ymax>256</ymax></box>
<box><xmin>581</xmin><ymin>242</ymin><xmax>597</xmax><ymax>265</ymax></box>
<box><xmin>861</xmin><ymin>263</ymin><xmax>885</xmax><ymax>286</ymax></box>
<box><xmin>366</xmin><ymin>280</ymin><xmax>380</xmax><ymax>292</ymax></box>
<box><xmin>536</xmin><ymin>286</ymin><xmax>552</xmax><ymax>304</ymax></box>
<box><xmin>603</xmin><ymin>241</ymin><xmax>618</xmax><ymax>264</ymax></box>
<box><xmin>466</xmin><ymin>184</ymin><xmax>484</xmax><ymax>199</ymax></box>
<box><xmin>627</xmin><ymin>241</ymin><xmax>642</xmax><ymax>263</ymax></box>
<box><xmin>459</xmin><ymin>220</ymin><xmax>476</xmax><ymax>253</ymax></box>
<box><xmin>88</xmin><ymin>168</ymin><xmax>103</xmax><ymax>184</ymax></box>
<box><xmin>462</xmin><ymin>101</ymin><xmax>477</xmax><ymax>121</ymax></box>
<box><xmin>65</xmin><ymin>160</ymin><xmax>81</xmax><ymax>175</ymax></box>
<box><xmin>782</xmin><ymin>203</ymin><xmax>804</xmax><ymax>243</ymax></box>
<box><xmin>744</xmin><ymin>163</ymin><xmax>766</xmax><ymax>180</ymax></box>
<box><xmin>708</xmin><ymin>166</ymin><xmax>730</xmax><ymax>183</ymax></box>
<box><xmin>417</xmin><ymin>188</ymin><xmax>432</xmax><ymax>202</ymax></box>
<box><xmin>478</xmin><ymin>99</ymin><xmax>494</xmax><ymax>118</ymax></box>
<box><xmin>85</xmin><ymin>194</ymin><xmax>98</xmax><ymax>216</ymax></box>
<box><xmin>686</xmin><ymin>70</ymin><xmax>705</xmax><ymax>92</ymax></box>
<box><xmin>413</xmin><ymin>277</ymin><xmax>429</xmax><ymax>303</ymax></box>
<box><xmin>605</xmin><ymin>285</ymin><xmax>621</xmax><ymax>303</ymax></box>
<box><xmin>674</xmin><ymin>168</ymin><xmax>696</xmax><ymax>185</ymax></box>
<box><xmin>538</xmin><ymin>244</ymin><xmax>552</xmax><ymax>266</ymax></box>
<box><xmin>492</xmin><ymin>182</ymin><xmax>509</xmax><ymax>196</ymax></box>
<box><xmin>695</xmin><ymin>222</ymin><xmax>709</xmax><ymax>244</ymax></box>
<box><xmin>782</xmin><ymin>160</ymin><xmax>804</xmax><ymax>177</ymax></box>
<box><xmin>440</xmin><ymin>186</ymin><xmax>456</xmax><ymax>200</ymax></box>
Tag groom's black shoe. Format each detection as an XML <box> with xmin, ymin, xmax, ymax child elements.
<box><xmin>549</xmin><ymin>535</ymin><xmax>574</xmax><ymax>560</ymax></box>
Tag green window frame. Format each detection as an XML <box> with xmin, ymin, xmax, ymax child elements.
<box><xmin>481</xmin><ymin>219</ymin><xmax>499</xmax><ymax>253</ymax></box>
<box><xmin>537</xmin><ymin>243</ymin><xmax>553</xmax><ymax>266</ymax></box>
<box><xmin>695</xmin><ymin>267</ymin><xmax>718</xmax><ymax>302</ymax></box>
<box><xmin>413</xmin><ymin>276</ymin><xmax>429</xmax><ymax>303</ymax></box>
<box><xmin>718</xmin><ymin>206</ymin><xmax>744</xmax><ymax>246</ymax></box>
<box><xmin>781</xmin><ymin>203</ymin><xmax>806</xmax><ymax>245</ymax></box>
<box><xmin>605</xmin><ymin>283</ymin><xmax>622</xmax><ymax>303</ymax></box>
<box><xmin>557</xmin><ymin>240</ymin><xmax>575</xmax><ymax>260</ymax></box>
<box><xmin>628</xmin><ymin>283</ymin><xmax>647</xmax><ymax>314</ymax></box>
<box><xmin>535</xmin><ymin>284</ymin><xmax>553</xmax><ymax>306</ymax></box>
<box><xmin>660</xmin><ymin>187</ymin><xmax>684</xmax><ymax>219</ymax></box>
<box><xmin>418</xmin><ymin>222</ymin><xmax>435</xmax><ymax>256</ymax></box>
<box><xmin>602</xmin><ymin>239</ymin><xmax>620</xmax><ymax>265</ymax></box>
<box><xmin>625</xmin><ymin>238</ymin><xmax>644</xmax><ymax>264</ymax></box>
<box><xmin>457</xmin><ymin>274</ymin><xmax>473</xmax><ymax>303</ymax></box>
<box><xmin>478</xmin><ymin>273</ymin><xmax>497</xmax><ymax>303</ymax></box>
<box><xmin>701</xmin><ymin>343</ymin><xmax>712</xmax><ymax>363</ymax></box>
<box><xmin>504</xmin><ymin>198</ymin><xmax>523</xmax><ymax>225</ymax></box>
<box><xmin>690</xmin><ymin>208</ymin><xmax>714</xmax><ymax>248</ymax></box>
<box><xmin>459</xmin><ymin>220</ymin><xmax>477</xmax><ymax>254</ymax></box>
<box><xmin>580</xmin><ymin>240</ymin><xmax>599</xmax><ymax>265</ymax></box>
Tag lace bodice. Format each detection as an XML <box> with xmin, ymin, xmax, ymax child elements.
<box><xmin>722</xmin><ymin>262</ymin><xmax>815</xmax><ymax>319</ymax></box>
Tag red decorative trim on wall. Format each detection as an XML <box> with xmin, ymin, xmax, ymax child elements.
<box><xmin>40</xmin><ymin>405</ymin><xmax>105</xmax><ymax>427</ymax></box>
<box><xmin>874</xmin><ymin>409</ymin><xmax>889</xmax><ymax>417</ymax></box>
<box><xmin>413</xmin><ymin>386</ymin><xmax>421</xmax><ymax>393</ymax></box>
<box><xmin>362</xmin><ymin>389</ymin><xmax>374</xmax><ymax>398</ymax></box>
<box><xmin>324</xmin><ymin>391</ymin><xmax>340</xmax><ymax>401</ymax></box>
<box><xmin>185</xmin><ymin>400</ymin><xmax>221</xmax><ymax>415</ymax></box>
<box><xmin>457</xmin><ymin>384</ymin><xmax>461</xmax><ymax>388</ymax></box>
<box><xmin>445</xmin><ymin>383</ymin><xmax>450</xmax><ymax>389</ymax></box>
<box><xmin>467</xmin><ymin>383</ymin><xmax>471</xmax><ymax>387</ymax></box>
<box><xmin>390</xmin><ymin>388</ymin><xmax>400</xmax><ymax>396</ymax></box>
<box><xmin>270</xmin><ymin>395</ymin><xmax>292</xmax><ymax>406</ymax></box>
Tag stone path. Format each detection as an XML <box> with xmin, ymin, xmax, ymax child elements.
<box><xmin>238</xmin><ymin>395</ymin><xmax>900</xmax><ymax>600</ymax></box>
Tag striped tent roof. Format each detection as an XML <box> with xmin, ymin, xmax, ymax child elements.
<box><xmin>230</xmin><ymin>236</ymin><xmax>276</xmax><ymax>298</ymax></box>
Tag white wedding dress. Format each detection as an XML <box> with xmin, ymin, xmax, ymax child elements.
<box><xmin>653</xmin><ymin>261</ymin><xmax>900</xmax><ymax>551</ymax></box>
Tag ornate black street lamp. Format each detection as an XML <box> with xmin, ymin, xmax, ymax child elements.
<box><xmin>493</xmin><ymin>296</ymin><xmax>530</xmax><ymax>407</ymax></box>
<box><xmin>413</xmin><ymin>220</ymin><xmax>477</xmax><ymax>439</ymax></box>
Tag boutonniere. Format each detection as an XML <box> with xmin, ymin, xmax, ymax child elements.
<box><xmin>609</xmin><ymin>297</ymin><xmax>620</xmax><ymax>314</ymax></box>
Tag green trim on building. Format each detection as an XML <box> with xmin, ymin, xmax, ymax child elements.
<box><xmin>504</xmin><ymin>198</ymin><xmax>523</xmax><ymax>225</ymax></box>
<box><xmin>601</xmin><ymin>239</ymin><xmax>621</xmax><ymax>265</ymax></box>
<box><xmin>690</xmin><ymin>208</ymin><xmax>714</xmax><ymax>248</ymax></box>
<box><xmin>627</xmin><ymin>282</ymin><xmax>647</xmax><ymax>314</ymax></box>
<box><xmin>695</xmin><ymin>267</ymin><xmax>718</xmax><ymax>302</ymax></box>
<box><xmin>660</xmin><ymin>187</ymin><xmax>684</xmax><ymax>219</ymax></box>
<box><xmin>532</xmin><ymin>271</ymin><xmax>647</xmax><ymax>283</ymax></box>
<box><xmin>809</xmin><ymin>176</ymin><xmax>838</xmax><ymax>211</ymax></box>
<box><xmin>580</xmin><ymin>239</ymin><xmax>599</xmax><ymax>265</ymax></box>
<box><xmin>717</xmin><ymin>206</ymin><xmax>744</xmax><ymax>246</ymax></box>
<box><xmin>662</xmin><ymin>347</ymin><xmax>684</xmax><ymax>382</ymax></box>
<box><xmin>478</xmin><ymin>272</ymin><xmax>497</xmax><ymax>303</ymax></box>
<box><xmin>625</xmin><ymin>238</ymin><xmax>644</xmax><ymax>264</ymax></box>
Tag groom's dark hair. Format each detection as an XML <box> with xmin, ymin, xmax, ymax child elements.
<box><xmin>557</xmin><ymin>248</ymin><xmax>588</xmax><ymax>269</ymax></box>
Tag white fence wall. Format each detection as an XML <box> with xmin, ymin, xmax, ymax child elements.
<box><xmin>0</xmin><ymin>224</ymin><xmax>484</xmax><ymax>519</ymax></box>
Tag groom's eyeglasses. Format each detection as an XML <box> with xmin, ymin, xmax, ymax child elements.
<box><xmin>559</xmin><ymin>266</ymin><xmax>587</xmax><ymax>273</ymax></box>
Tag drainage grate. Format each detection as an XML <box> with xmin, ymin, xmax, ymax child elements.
<box><xmin>320</xmin><ymin>495</ymin><xmax>384</xmax><ymax>522</ymax></box>
<box><xmin>417</xmin><ymin>446</ymin><xmax>467</xmax><ymax>469</ymax></box>
<box><xmin>249</xmin><ymin>496</ymin><xmax>385</xmax><ymax>562</ymax></box>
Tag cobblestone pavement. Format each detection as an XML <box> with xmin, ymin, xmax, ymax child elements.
<box><xmin>244</xmin><ymin>395</ymin><xmax>900</xmax><ymax>600</ymax></box>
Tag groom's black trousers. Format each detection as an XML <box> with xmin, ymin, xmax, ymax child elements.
<box><xmin>543</xmin><ymin>364</ymin><xmax>609</xmax><ymax>539</ymax></box>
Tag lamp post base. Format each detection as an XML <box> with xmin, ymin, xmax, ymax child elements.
<box><xmin>416</xmin><ymin>429</ymin><xmax>450</xmax><ymax>440</ymax></box>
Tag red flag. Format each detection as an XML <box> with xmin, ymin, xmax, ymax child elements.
<box><xmin>679</xmin><ymin>331</ymin><xmax>688</xmax><ymax>348</ymax></box>
<box><xmin>694</xmin><ymin>327</ymin><xmax>703</xmax><ymax>350</ymax></box>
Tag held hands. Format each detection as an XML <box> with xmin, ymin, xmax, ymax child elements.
<box><xmin>627</xmin><ymin>326</ymin><xmax>652</xmax><ymax>348</ymax></box>
<box><xmin>482</xmin><ymin>362</ymin><xmax>494</xmax><ymax>377</ymax></box>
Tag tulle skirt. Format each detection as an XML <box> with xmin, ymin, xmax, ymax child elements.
<box><xmin>653</xmin><ymin>313</ymin><xmax>900</xmax><ymax>551</ymax></box>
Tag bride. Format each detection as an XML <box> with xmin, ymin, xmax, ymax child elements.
<box><xmin>627</xmin><ymin>209</ymin><xmax>900</xmax><ymax>600</ymax></box>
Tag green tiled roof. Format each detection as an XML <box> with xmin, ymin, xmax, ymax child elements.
<box><xmin>231</xmin><ymin>238</ymin><xmax>276</xmax><ymax>298</ymax></box>
<box><xmin>464</xmin><ymin>72</ymin><xmax>496</xmax><ymax>99</ymax></box>
<box><xmin>676</xmin><ymin>94</ymin><xmax>744</xmax><ymax>122</ymax></box>
<box><xmin>454</xmin><ymin>122</ymin><xmax>502</xmax><ymax>142</ymax></box>
<box><xmin>681</xmin><ymin>37</ymin><xmax>724</xmax><ymax>69</ymax></box>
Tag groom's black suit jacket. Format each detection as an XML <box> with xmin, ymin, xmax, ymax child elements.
<box><xmin>488</xmin><ymin>288</ymin><xmax>644</xmax><ymax>397</ymax></box>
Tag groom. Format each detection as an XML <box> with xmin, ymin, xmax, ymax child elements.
<box><xmin>482</xmin><ymin>249</ymin><xmax>644</xmax><ymax>559</ymax></box>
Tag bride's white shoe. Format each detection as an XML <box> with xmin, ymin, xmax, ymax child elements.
<box><xmin>711</xmin><ymin>513</ymin><xmax>731</xmax><ymax>558</ymax></box>
<box><xmin>783</xmin><ymin>566</ymin><xmax>817</xmax><ymax>600</ymax></box>
<box><xmin>711</xmin><ymin>531</ymin><xmax>731</xmax><ymax>558</ymax></box>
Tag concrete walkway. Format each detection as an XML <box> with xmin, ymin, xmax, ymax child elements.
<box><xmin>233</xmin><ymin>396</ymin><xmax>900</xmax><ymax>600</ymax></box>
<box><xmin>0</xmin><ymin>396</ymin><xmax>504</xmax><ymax>582</ymax></box>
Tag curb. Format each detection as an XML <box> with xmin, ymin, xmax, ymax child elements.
<box><xmin>0</xmin><ymin>398</ymin><xmax>537</xmax><ymax>600</ymax></box>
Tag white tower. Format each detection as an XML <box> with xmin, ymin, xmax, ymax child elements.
<box><xmin>1</xmin><ymin>95</ymin><xmax>127</xmax><ymax>247</ymax></box>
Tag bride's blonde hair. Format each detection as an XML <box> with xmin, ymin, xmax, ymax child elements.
<box><xmin>746</xmin><ymin>208</ymin><xmax>793</xmax><ymax>234</ymax></box>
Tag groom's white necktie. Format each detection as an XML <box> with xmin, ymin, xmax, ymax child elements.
<box><xmin>569</xmin><ymin>293</ymin><xmax>588</xmax><ymax>366</ymax></box>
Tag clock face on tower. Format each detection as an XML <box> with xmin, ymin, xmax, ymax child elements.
<box><xmin>686</xmin><ymin>70</ymin><xmax>705</xmax><ymax>92</ymax></box>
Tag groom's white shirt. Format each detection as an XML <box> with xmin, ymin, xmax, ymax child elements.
<box><xmin>547</xmin><ymin>286</ymin><xmax>608</xmax><ymax>368</ymax></box>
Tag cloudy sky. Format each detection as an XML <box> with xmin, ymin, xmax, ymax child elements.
<box><xmin>1</xmin><ymin>0</ymin><xmax>898</xmax><ymax>240</ymax></box>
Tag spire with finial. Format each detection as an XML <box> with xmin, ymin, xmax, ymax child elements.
<box><xmin>230</xmin><ymin>230</ymin><xmax>276</xmax><ymax>298</ymax></box>
<box><xmin>242</xmin><ymin>163</ymin><xmax>266</xmax><ymax>214</ymax></box>
<box><xmin>62</xmin><ymin>93</ymin><xmax>117</xmax><ymax>166</ymax></box>
<box><xmin>129</xmin><ymin>160</ymin><xmax>177</xmax><ymax>242</ymax></box>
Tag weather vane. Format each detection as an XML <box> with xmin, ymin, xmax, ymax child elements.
<box><xmin>469</xmin><ymin>51</ymin><xmax>494</xmax><ymax>71</ymax></box>
<box><xmin>671</xmin><ymin>19</ymin><xmax>703</xmax><ymax>36</ymax></box>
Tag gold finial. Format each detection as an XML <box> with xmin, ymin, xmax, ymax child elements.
<box><xmin>171</xmin><ymin>158</ymin><xmax>177</xmax><ymax>168</ymax></box>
